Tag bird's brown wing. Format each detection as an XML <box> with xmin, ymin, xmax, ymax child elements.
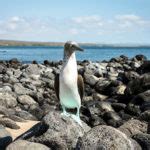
<box><xmin>54</xmin><ymin>73</ymin><xmax>59</xmax><ymax>100</ymax></box>
<box><xmin>77</xmin><ymin>74</ymin><xmax>84</xmax><ymax>101</ymax></box>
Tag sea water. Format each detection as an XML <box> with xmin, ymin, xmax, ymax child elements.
<box><xmin>0</xmin><ymin>46</ymin><xmax>150</xmax><ymax>63</ymax></box>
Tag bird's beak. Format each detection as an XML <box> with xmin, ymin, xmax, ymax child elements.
<box><xmin>74</xmin><ymin>45</ymin><xmax>84</xmax><ymax>51</ymax></box>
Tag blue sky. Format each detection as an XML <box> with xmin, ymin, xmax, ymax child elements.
<box><xmin>0</xmin><ymin>0</ymin><xmax>150</xmax><ymax>44</ymax></box>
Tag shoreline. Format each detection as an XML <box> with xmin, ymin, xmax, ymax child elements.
<box><xmin>1</xmin><ymin>40</ymin><xmax>150</xmax><ymax>48</ymax></box>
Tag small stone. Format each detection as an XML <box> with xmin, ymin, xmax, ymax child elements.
<box><xmin>18</xmin><ymin>95</ymin><xmax>37</xmax><ymax>106</ymax></box>
<box><xmin>116</xmin><ymin>85</ymin><xmax>126</xmax><ymax>95</ymax></box>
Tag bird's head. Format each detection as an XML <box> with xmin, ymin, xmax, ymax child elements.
<box><xmin>64</xmin><ymin>41</ymin><xmax>84</xmax><ymax>59</ymax></box>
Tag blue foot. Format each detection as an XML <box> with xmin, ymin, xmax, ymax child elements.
<box><xmin>61</xmin><ymin>111</ymin><xmax>70</xmax><ymax>117</ymax></box>
<box><xmin>71</xmin><ymin>114</ymin><xmax>82</xmax><ymax>126</ymax></box>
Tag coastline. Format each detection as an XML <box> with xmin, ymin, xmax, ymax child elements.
<box><xmin>1</xmin><ymin>39</ymin><xmax>150</xmax><ymax>48</ymax></box>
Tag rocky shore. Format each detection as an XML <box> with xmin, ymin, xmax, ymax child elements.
<box><xmin>0</xmin><ymin>55</ymin><xmax>150</xmax><ymax>149</ymax></box>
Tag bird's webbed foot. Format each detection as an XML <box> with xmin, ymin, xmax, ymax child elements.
<box><xmin>71</xmin><ymin>114</ymin><xmax>82</xmax><ymax>126</ymax></box>
<box><xmin>61</xmin><ymin>106</ymin><xmax>70</xmax><ymax>117</ymax></box>
<box><xmin>61</xmin><ymin>111</ymin><xmax>70</xmax><ymax>117</ymax></box>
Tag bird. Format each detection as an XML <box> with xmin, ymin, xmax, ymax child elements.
<box><xmin>54</xmin><ymin>41</ymin><xmax>84</xmax><ymax>125</ymax></box>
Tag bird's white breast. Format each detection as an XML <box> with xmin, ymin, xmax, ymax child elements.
<box><xmin>59</xmin><ymin>53</ymin><xmax>81</xmax><ymax>108</ymax></box>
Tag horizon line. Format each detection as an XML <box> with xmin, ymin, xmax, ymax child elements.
<box><xmin>0</xmin><ymin>39</ymin><xmax>150</xmax><ymax>47</ymax></box>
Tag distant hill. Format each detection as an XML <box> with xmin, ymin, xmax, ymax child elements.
<box><xmin>0</xmin><ymin>39</ymin><xmax>150</xmax><ymax>48</ymax></box>
<box><xmin>0</xmin><ymin>40</ymin><xmax>64</xmax><ymax>47</ymax></box>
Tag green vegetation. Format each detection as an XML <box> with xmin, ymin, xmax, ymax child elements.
<box><xmin>0</xmin><ymin>40</ymin><xmax>150</xmax><ymax>48</ymax></box>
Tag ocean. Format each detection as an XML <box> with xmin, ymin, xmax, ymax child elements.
<box><xmin>0</xmin><ymin>46</ymin><xmax>150</xmax><ymax>63</ymax></box>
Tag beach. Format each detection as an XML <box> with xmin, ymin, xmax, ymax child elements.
<box><xmin>0</xmin><ymin>55</ymin><xmax>150</xmax><ymax>149</ymax></box>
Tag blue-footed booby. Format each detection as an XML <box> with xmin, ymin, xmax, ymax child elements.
<box><xmin>54</xmin><ymin>41</ymin><xmax>84</xmax><ymax>125</ymax></box>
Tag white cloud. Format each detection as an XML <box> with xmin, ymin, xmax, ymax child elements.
<box><xmin>72</xmin><ymin>15</ymin><xmax>103</xmax><ymax>28</ymax></box>
<box><xmin>0</xmin><ymin>14</ymin><xmax>150</xmax><ymax>42</ymax></box>
<box><xmin>115</xmin><ymin>14</ymin><xmax>150</xmax><ymax>28</ymax></box>
<box><xmin>68</xmin><ymin>28</ymin><xmax>79</xmax><ymax>35</ymax></box>
<box><xmin>11</xmin><ymin>16</ymin><xmax>21</xmax><ymax>22</ymax></box>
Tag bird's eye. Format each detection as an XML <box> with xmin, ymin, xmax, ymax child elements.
<box><xmin>71</xmin><ymin>45</ymin><xmax>74</xmax><ymax>49</ymax></box>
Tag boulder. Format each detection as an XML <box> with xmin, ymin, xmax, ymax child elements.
<box><xmin>15</xmin><ymin>110</ymin><xmax>37</xmax><ymax>121</ymax></box>
<box><xmin>0</xmin><ymin>117</ymin><xmax>20</xmax><ymax>129</ymax></box>
<box><xmin>141</xmin><ymin>102</ymin><xmax>150</xmax><ymax>111</ymax></box>
<box><xmin>0</xmin><ymin>106</ymin><xmax>16</xmax><ymax>117</ymax></box>
<box><xmin>18</xmin><ymin>95</ymin><xmax>37</xmax><ymax>106</ymax></box>
<box><xmin>148</xmin><ymin>122</ymin><xmax>150</xmax><ymax>134</ymax></box>
<box><xmin>9</xmin><ymin>58</ymin><xmax>20</xmax><ymax>65</ymax></box>
<box><xmin>29</xmin><ymin>111</ymin><xmax>90</xmax><ymax>149</ymax></box>
<box><xmin>125</xmin><ymin>103</ymin><xmax>141</xmax><ymax>116</ymax></box>
<box><xmin>111</xmin><ymin>103</ymin><xmax>126</xmax><ymax>112</ymax></box>
<box><xmin>119</xmin><ymin>119</ymin><xmax>148</xmax><ymax>137</ymax></box>
<box><xmin>118</xmin><ymin>71</ymin><xmax>140</xmax><ymax>84</ymax></box>
<box><xmin>92</xmin><ymin>93</ymin><xmax>108</xmax><ymax>101</ymax></box>
<box><xmin>103</xmin><ymin>111</ymin><xmax>121</xmax><ymax>121</ymax></box>
<box><xmin>125</xmin><ymin>73</ymin><xmax>150</xmax><ymax>96</ymax></box>
<box><xmin>25</xmin><ymin>64</ymin><xmax>41</xmax><ymax>75</ymax></box>
<box><xmin>132</xmin><ymin>133</ymin><xmax>150</xmax><ymax>150</ymax></box>
<box><xmin>139</xmin><ymin>60</ymin><xmax>150</xmax><ymax>74</ymax></box>
<box><xmin>84</xmin><ymin>73</ymin><xmax>99</xmax><ymax>86</ymax></box>
<box><xmin>6</xmin><ymin>140</ymin><xmax>50</xmax><ymax>150</ymax></box>
<box><xmin>134</xmin><ymin>54</ymin><xmax>147</xmax><ymax>61</ymax></box>
<box><xmin>41</xmin><ymin>70</ymin><xmax>54</xmax><ymax>80</ymax></box>
<box><xmin>132</xmin><ymin>90</ymin><xmax>150</xmax><ymax>105</ymax></box>
<box><xmin>95</xmin><ymin>78</ymin><xmax>111</xmax><ymax>94</ymax></box>
<box><xmin>103</xmin><ymin>111</ymin><xmax>122</xmax><ymax>127</ymax></box>
<box><xmin>0</xmin><ymin>126</ymin><xmax>12</xmax><ymax>149</ymax></box>
<box><xmin>13</xmin><ymin>83</ymin><xmax>33</xmax><ymax>95</ymax></box>
<box><xmin>13</xmin><ymin>69</ymin><xmax>22</xmax><ymax>78</ymax></box>
<box><xmin>9</xmin><ymin>58</ymin><xmax>21</xmax><ymax>69</ymax></box>
<box><xmin>76</xmin><ymin>125</ymin><xmax>140</xmax><ymax>150</ymax></box>
<box><xmin>85</xmin><ymin>101</ymin><xmax>114</xmax><ymax>117</ymax></box>
<box><xmin>90</xmin><ymin>115</ymin><xmax>106</xmax><ymax>127</ymax></box>
<box><xmin>0</xmin><ymin>64</ymin><xmax>7</xmax><ymax>74</ymax></box>
<box><xmin>29</xmin><ymin>104</ymin><xmax>44</xmax><ymax>120</ymax></box>
<box><xmin>0</xmin><ymin>92</ymin><xmax>17</xmax><ymax>108</ymax></box>
<box><xmin>0</xmin><ymin>86</ymin><xmax>12</xmax><ymax>92</ymax></box>
<box><xmin>140</xmin><ymin>110</ymin><xmax>150</xmax><ymax>122</ymax></box>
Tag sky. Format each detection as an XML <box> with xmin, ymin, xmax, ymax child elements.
<box><xmin>0</xmin><ymin>0</ymin><xmax>150</xmax><ymax>44</ymax></box>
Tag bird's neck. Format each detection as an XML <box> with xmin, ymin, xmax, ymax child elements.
<box><xmin>63</xmin><ymin>52</ymin><xmax>76</xmax><ymax>64</ymax></box>
<box><xmin>62</xmin><ymin>52</ymin><xmax>77</xmax><ymax>72</ymax></box>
